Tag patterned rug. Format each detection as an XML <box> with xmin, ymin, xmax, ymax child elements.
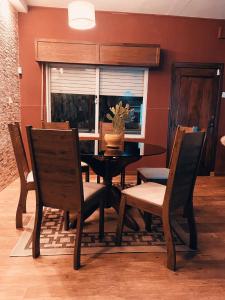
<box><xmin>11</xmin><ymin>204</ymin><xmax>188</xmax><ymax>257</ymax></box>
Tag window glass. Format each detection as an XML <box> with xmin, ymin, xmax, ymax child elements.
<box><xmin>51</xmin><ymin>94</ymin><xmax>95</xmax><ymax>132</ymax></box>
<box><xmin>99</xmin><ymin>96</ymin><xmax>142</xmax><ymax>134</ymax></box>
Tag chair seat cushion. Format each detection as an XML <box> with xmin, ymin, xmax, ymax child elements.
<box><xmin>137</xmin><ymin>167</ymin><xmax>169</xmax><ymax>180</ymax></box>
<box><xmin>81</xmin><ymin>161</ymin><xmax>88</xmax><ymax>167</ymax></box>
<box><xmin>83</xmin><ymin>182</ymin><xmax>105</xmax><ymax>212</ymax></box>
<box><xmin>83</xmin><ymin>182</ymin><xmax>105</xmax><ymax>201</ymax></box>
<box><xmin>27</xmin><ymin>171</ymin><xmax>34</xmax><ymax>183</ymax></box>
<box><xmin>122</xmin><ymin>182</ymin><xmax>166</xmax><ymax>207</ymax></box>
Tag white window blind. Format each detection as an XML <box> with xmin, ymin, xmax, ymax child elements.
<box><xmin>100</xmin><ymin>67</ymin><xmax>145</xmax><ymax>97</ymax></box>
<box><xmin>50</xmin><ymin>65</ymin><xmax>96</xmax><ymax>95</ymax></box>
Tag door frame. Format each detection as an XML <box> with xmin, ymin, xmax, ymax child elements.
<box><xmin>167</xmin><ymin>62</ymin><xmax>224</xmax><ymax>171</ymax></box>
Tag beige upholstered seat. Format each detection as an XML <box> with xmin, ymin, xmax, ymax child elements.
<box><xmin>26</xmin><ymin>171</ymin><xmax>34</xmax><ymax>183</ymax></box>
<box><xmin>81</xmin><ymin>161</ymin><xmax>88</xmax><ymax>167</ymax></box>
<box><xmin>83</xmin><ymin>182</ymin><xmax>105</xmax><ymax>201</ymax></box>
<box><xmin>117</xmin><ymin>128</ymin><xmax>206</xmax><ymax>271</ymax></box>
<box><xmin>122</xmin><ymin>182</ymin><xmax>166</xmax><ymax>207</ymax></box>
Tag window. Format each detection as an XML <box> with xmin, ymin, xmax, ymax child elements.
<box><xmin>48</xmin><ymin>65</ymin><xmax>96</xmax><ymax>133</ymax></box>
<box><xmin>47</xmin><ymin>64</ymin><xmax>148</xmax><ymax>138</ymax></box>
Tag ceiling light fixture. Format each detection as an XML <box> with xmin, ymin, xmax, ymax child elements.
<box><xmin>68</xmin><ymin>1</ymin><xmax>96</xmax><ymax>30</ymax></box>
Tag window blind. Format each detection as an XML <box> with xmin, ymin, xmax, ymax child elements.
<box><xmin>50</xmin><ymin>65</ymin><xmax>96</xmax><ymax>95</ymax></box>
<box><xmin>100</xmin><ymin>67</ymin><xmax>145</xmax><ymax>97</ymax></box>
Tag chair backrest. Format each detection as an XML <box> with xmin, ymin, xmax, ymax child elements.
<box><xmin>26</xmin><ymin>127</ymin><xmax>83</xmax><ymax>211</ymax></box>
<box><xmin>164</xmin><ymin>128</ymin><xmax>206</xmax><ymax>214</ymax></box>
<box><xmin>8</xmin><ymin>122</ymin><xmax>30</xmax><ymax>184</ymax></box>
<box><xmin>168</xmin><ymin>125</ymin><xmax>194</xmax><ymax>167</ymax></box>
<box><xmin>41</xmin><ymin>121</ymin><xmax>70</xmax><ymax>130</ymax></box>
<box><xmin>99</xmin><ymin>122</ymin><xmax>124</xmax><ymax>151</ymax></box>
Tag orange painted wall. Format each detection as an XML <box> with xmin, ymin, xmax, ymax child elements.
<box><xmin>18</xmin><ymin>7</ymin><xmax>225</xmax><ymax>172</ymax></box>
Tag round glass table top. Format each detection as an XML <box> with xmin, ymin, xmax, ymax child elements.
<box><xmin>80</xmin><ymin>141</ymin><xmax>165</xmax><ymax>158</ymax></box>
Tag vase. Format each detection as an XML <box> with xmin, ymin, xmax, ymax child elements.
<box><xmin>104</xmin><ymin>133</ymin><xmax>124</xmax><ymax>149</ymax></box>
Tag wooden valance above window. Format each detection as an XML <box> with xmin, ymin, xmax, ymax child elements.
<box><xmin>35</xmin><ymin>39</ymin><xmax>160</xmax><ymax>67</ymax></box>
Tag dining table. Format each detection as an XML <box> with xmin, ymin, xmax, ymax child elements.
<box><xmin>80</xmin><ymin>140</ymin><xmax>166</xmax><ymax>231</ymax></box>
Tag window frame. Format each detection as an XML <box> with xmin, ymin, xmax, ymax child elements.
<box><xmin>46</xmin><ymin>64</ymin><xmax>149</xmax><ymax>139</ymax></box>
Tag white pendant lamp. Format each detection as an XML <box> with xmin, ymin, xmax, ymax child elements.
<box><xmin>68</xmin><ymin>1</ymin><xmax>96</xmax><ymax>30</ymax></box>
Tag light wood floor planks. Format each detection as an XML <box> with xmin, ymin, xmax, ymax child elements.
<box><xmin>0</xmin><ymin>176</ymin><xmax>225</xmax><ymax>300</ymax></box>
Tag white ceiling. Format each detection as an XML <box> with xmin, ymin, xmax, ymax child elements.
<box><xmin>25</xmin><ymin>0</ymin><xmax>225</xmax><ymax>19</ymax></box>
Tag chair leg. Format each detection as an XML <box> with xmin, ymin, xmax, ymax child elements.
<box><xmin>116</xmin><ymin>195</ymin><xmax>126</xmax><ymax>245</ymax></box>
<box><xmin>22</xmin><ymin>187</ymin><xmax>27</xmax><ymax>214</ymax></box>
<box><xmin>183</xmin><ymin>194</ymin><xmax>193</xmax><ymax>218</ymax></box>
<box><xmin>32</xmin><ymin>205</ymin><xmax>43</xmax><ymax>258</ymax></box>
<box><xmin>137</xmin><ymin>172</ymin><xmax>141</xmax><ymax>185</ymax></box>
<box><xmin>187</xmin><ymin>202</ymin><xmax>197</xmax><ymax>250</ymax></box>
<box><xmin>85</xmin><ymin>167</ymin><xmax>90</xmax><ymax>182</ymax></box>
<box><xmin>143</xmin><ymin>212</ymin><xmax>152</xmax><ymax>232</ymax></box>
<box><xmin>74</xmin><ymin>212</ymin><xmax>84</xmax><ymax>270</ymax></box>
<box><xmin>162</xmin><ymin>215</ymin><xmax>176</xmax><ymax>271</ymax></box>
<box><xmin>120</xmin><ymin>169</ymin><xmax>126</xmax><ymax>189</ymax></box>
<box><xmin>99</xmin><ymin>198</ymin><xmax>104</xmax><ymax>240</ymax></box>
<box><xmin>16</xmin><ymin>185</ymin><xmax>28</xmax><ymax>228</ymax></box>
<box><xmin>63</xmin><ymin>211</ymin><xmax>70</xmax><ymax>231</ymax></box>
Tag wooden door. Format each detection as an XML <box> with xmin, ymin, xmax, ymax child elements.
<box><xmin>168</xmin><ymin>63</ymin><xmax>223</xmax><ymax>175</ymax></box>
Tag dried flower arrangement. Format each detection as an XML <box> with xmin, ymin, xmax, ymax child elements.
<box><xmin>106</xmin><ymin>101</ymin><xmax>134</xmax><ymax>134</ymax></box>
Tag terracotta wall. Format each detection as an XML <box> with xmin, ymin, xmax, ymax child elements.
<box><xmin>0</xmin><ymin>0</ymin><xmax>20</xmax><ymax>191</ymax></box>
<box><xmin>18</xmin><ymin>7</ymin><xmax>225</xmax><ymax>173</ymax></box>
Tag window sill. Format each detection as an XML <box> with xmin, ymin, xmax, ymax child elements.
<box><xmin>79</xmin><ymin>132</ymin><xmax>145</xmax><ymax>141</ymax></box>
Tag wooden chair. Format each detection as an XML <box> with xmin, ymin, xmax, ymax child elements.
<box><xmin>26</xmin><ymin>126</ymin><xmax>106</xmax><ymax>269</ymax></box>
<box><xmin>41</xmin><ymin>121</ymin><xmax>70</xmax><ymax>130</ymax></box>
<box><xmin>41</xmin><ymin>121</ymin><xmax>90</xmax><ymax>182</ymax></box>
<box><xmin>116</xmin><ymin>128</ymin><xmax>206</xmax><ymax>270</ymax></box>
<box><xmin>98</xmin><ymin>122</ymin><xmax>126</xmax><ymax>188</ymax></box>
<box><xmin>8</xmin><ymin>123</ymin><xmax>35</xmax><ymax>228</ymax></box>
<box><xmin>137</xmin><ymin>126</ymin><xmax>194</xmax><ymax>185</ymax></box>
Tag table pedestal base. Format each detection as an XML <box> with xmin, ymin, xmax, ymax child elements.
<box><xmin>80</xmin><ymin>155</ymin><xmax>141</xmax><ymax>231</ymax></box>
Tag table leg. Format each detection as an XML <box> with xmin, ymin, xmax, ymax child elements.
<box><xmin>110</xmin><ymin>185</ymin><xmax>139</xmax><ymax>231</ymax></box>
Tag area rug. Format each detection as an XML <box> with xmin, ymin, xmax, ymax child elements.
<box><xmin>11</xmin><ymin>204</ymin><xmax>188</xmax><ymax>257</ymax></box>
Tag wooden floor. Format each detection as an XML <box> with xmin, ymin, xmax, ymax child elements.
<box><xmin>0</xmin><ymin>175</ymin><xmax>225</xmax><ymax>300</ymax></box>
